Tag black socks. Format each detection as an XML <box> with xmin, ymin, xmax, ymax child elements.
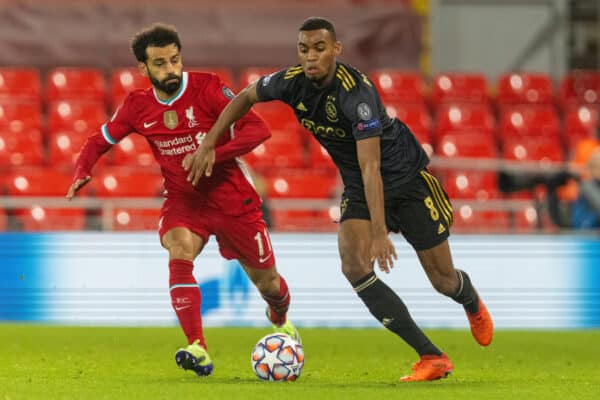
<box><xmin>451</xmin><ymin>269</ymin><xmax>480</xmax><ymax>314</ymax></box>
<box><xmin>353</xmin><ymin>272</ymin><xmax>442</xmax><ymax>356</ymax></box>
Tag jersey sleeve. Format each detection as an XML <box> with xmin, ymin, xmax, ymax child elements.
<box><xmin>339</xmin><ymin>80</ymin><xmax>383</xmax><ymax>141</ymax></box>
<box><xmin>202</xmin><ymin>74</ymin><xmax>272</xmax><ymax>162</ymax></box>
<box><xmin>255</xmin><ymin>68</ymin><xmax>294</xmax><ymax>103</ymax></box>
<box><xmin>203</xmin><ymin>73</ymin><xmax>239</xmax><ymax>118</ymax></box>
<box><xmin>100</xmin><ymin>94</ymin><xmax>136</xmax><ymax>145</ymax></box>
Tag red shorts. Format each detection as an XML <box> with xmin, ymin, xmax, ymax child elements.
<box><xmin>158</xmin><ymin>196</ymin><xmax>275</xmax><ymax>269</ymax></box>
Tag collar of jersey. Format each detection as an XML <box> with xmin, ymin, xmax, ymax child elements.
<box><xmin>153</xmin><ymin>71</ymin><xmax>188</xmax><ymax>106</ymax></box>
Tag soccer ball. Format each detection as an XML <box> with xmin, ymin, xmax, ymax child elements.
<box><xmin>251</xmin><ymin>333</ymin><xmax>304</xmax><ymax>381</ymax></box>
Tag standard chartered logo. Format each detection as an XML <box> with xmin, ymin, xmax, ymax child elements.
<box><xmin>153</xmin><ymin>133</ymin><xmax>207</xmax><ymax>156</ymax></box>
<box><xmin>301</xmin><ymin>118</ymin><xmax>347</xmax><ymax>138</ymax></box>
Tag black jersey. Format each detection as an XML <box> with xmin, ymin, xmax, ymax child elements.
<box><xmin>256</xmin><ymin>62</ymin><xmax>429</xmax><ymax>200</ymax></box>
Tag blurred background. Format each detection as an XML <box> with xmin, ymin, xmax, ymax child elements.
<box><xmin>0</xmin><ymin>0</ymin><xmax>599</xmax><ymax>328</ymax></box>
<box><xmin>1</xmin><ymin>0</ymin><xmax>599</xmax><ymax>233</ymax></box>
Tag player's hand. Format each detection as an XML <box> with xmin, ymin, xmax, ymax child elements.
<box><xmin>65</xmin><ymin>176</ymin><xmax>91</xmax><ymax>201</ymax></box>
<box><xmin>182</xmin><ymin>145</ymin><xmax>216</xmax><ymax>186</ymax></box>
<box><xmin>370</xmin><ymin>233</ymin><xmax>397</xmax><ymax>273</ymax></box>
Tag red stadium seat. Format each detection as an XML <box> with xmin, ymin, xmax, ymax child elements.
<box><xmin>307</xmin><ymin>139</ymin><xmax>337</xmax><ymax>173</ymax></box>
<box><xmin>386</xmin><ymin>102</ymin><xmax>432</xmax><ymax>146</ymax></box>
<box><xmin>14</xmin><ymin>207</ymin><xmax>86</xmax><ymax>231</ymax></box>
<box><xmin>189</xmin><ymin>66</ymin><xmax>235</xmax><ymax>88</ymax></box>
<box><xmin>0</xmin><ymin>130</ymin><xmax>44</xmax><ymax>167</ymax></box>
<box><xmin>6</xmin><ymin>168</ymin><xmax>86</xmax><ymax>231</ymax></box>
<box><xmin>497</xmin><ymin>72</ymin><xmax>554</xmax><ymax>106</ymax></box>
<box><xmin>47</xmin><ymin>130</ymin><xmax>106</xmax><ymax>168</ymax></box>
<box><xmin>0</xmin><ymin>102</ymin><xmax>42</xmax><ymax>133</ymax></box>
<box><xmin>444</xmin><ymin>171</ymin><xmax>498</xmax><ymax>199</ymax></box>
<box><xmin>7</xmin><ymin>168</ymin><xmax>74</xmax><ymax>196</ymax></box>
<box><xmin>498</xmin><ymin>105</ymin><xmax>560</xmax><ymax>140</ymax></box>
<box><xmin>0</xmin><ymin>209</ymin><xmax>7</xmax><ymax>231</ymax></box>
<box><xmin>252</xmin><ymin>102</ymin><xmax>297</xmax><ymax>131</ymax></box>
<box><xmin>369</xmin><ymin>70</ymin><xmax>426</xmax><ymax>104</ymax></box>
<box><xmin>46</xmin><ymin>68</ymin><xmax>106</xmax><ymax>103</ymax></box>
<box><xmin>0</xmin><ymin>68</ymin><xmax>41</xmax><ymax>103</ymax></box>
<box><xmin>91</xmin><ymin>168</ymin><xmax>164</xmax><ymax>197</ymax></box>
<box><xmin>431</xmin><ymin>73</ymin><xmax>489</xmax><ymax>107</ymax></box>
<box><xmin>436</xmin><ymin>133</ymin><xmax>497</xmax><ymax>158</ymax></box>
<box><xmin>271</xmin><ymin>208</ymin><xmax>338</xmax><ymax>232</ymax></box>
<box><xmin>563</xmin><ymin>105</ymin><xmax>599</xmax><ymax>151</ymax></box>
<box><xmin>110</xmin><ymin>67</ymin><xmax>150</xmax><ymax>108</ymax></box>
<box><xmin>265</xmin><ymin>172</ymin><xmax>338</xmax><ymax>199</ymax></box>
<box><xmin>559</xmin><ymin>70</ymin><xmax>600</xmax><ymax>107</ymax></box>
<box><xmin>243</xmin><ymin>139</ymin><xmax>307</xmax><ymax>171</ymax></box>
<box><xmin>451</xmin><ymin>203</ymin><xmax>510</xmax><ymax>233</ymax></box>
<box><xmin>434</xmin><ymin>104</ymin><xmax>495</xmax><ymax>139</ymax></box>
<box><xmin>444</xmin><ymin>171</ymin><xmax>509</xmax><ymax>232</ymax></box>
<box><xmin>502</xmin><ymin>136</ymin><xmax>565</xmax><ymax>162</ymax></box>
<box><xmin>106</xmin><ymin>208</ymin><xmax>161</xmax><ymax>231</ymax></box>
<box><xmin>112</xmin><ymin>134</ymin><xmax>155</xmax><ymax>167</ymax></box>
<box><xmin>237</xmin><ymin>67</ymin><xmax>280</xmax><ymax>92</ymax></box>
<box><xmin>48</xmin><ymin>100</ymin><xmax>107</xmax><ymax>136</ymax></box>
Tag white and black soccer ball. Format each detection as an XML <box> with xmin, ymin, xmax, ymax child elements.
<box><xmin>251</xmin><ymin>333</ymin><xmax>304</xmax><ymax>381</ymax></box>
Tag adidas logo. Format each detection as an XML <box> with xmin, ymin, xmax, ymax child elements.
<box><xmin>296</xmin><ymin>102</ymin><xmax>308</xmax><ymax>112</ymax></box>
<box><xmin>437</xmin><ymin>223</ymin><xmax>446</xmax><ymax>234</ymax></box>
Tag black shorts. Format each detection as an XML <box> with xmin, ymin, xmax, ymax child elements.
<box><xmin>339</xmin><ymin>170</ymin><xmax>453</xmax><ymax>250</ymax></box>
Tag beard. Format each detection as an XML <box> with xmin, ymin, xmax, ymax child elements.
<box><xmin>148</xmin><ymin>71</ymin><xmax>181</xmax><ymax>96</ymax></box>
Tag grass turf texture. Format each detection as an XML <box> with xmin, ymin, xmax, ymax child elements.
<box><xmin>1</xmin><ymin>325</ymin><xmax>598</xmax><ymax>399</ymax></box>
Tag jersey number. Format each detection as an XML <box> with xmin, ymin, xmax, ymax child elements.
<box><xmin>424</xmin><ymin>196</ymin><xmax>440</xmax><ymax>221</ymax></box>
<box><xmin>254</xmin><ymin>229</ymin><xmax>272</xmax><ymax>257</ymax></box>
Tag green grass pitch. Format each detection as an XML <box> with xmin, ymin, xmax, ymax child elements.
<box><xmin>1</xmin><ymin>325</ymin><xmax>598</xmax><ymax>399</ymax></box>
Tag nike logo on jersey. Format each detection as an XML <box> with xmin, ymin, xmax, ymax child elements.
<box><xmin>143</xmin><ymin>121</ymin><xmax>157</xmax><ymax>128</ymax></box>
<box><xmin>259</xmin><ymin>253</ymin><xmax>273</xmax><ymax>263</ymax></box>
<box><xmin>174</xmin><ymin>305</ymin><xmax>191</xmax><ymax>311</ymax></box>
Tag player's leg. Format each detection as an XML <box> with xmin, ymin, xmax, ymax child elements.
<box><xmin>214</xmin><ymin>210</ymin><xmax>298</xmax><ymax>341</ymax></box>
<box><xmin>417</xmin><ymin>239</ymin><xmax>493</xmax><ymax>346</ymax></box>
<box><xmin>411</xmin><ymin>170</ymin><xmax>493</xmax><ymax>346</ymax></box>
<box><xmin>161</xmin><ymin>226</ymin><xmax>205</xmax><ymax>346</ymax></box>
<box><xmin>339</xmin><ymin>218</ymin><xmax>445</xmax><ymax>356</ymax></box>
<box><xmin>240</xmin><ymin>261</ymin><xmax>300</xmax><ymax>342</ymax></box>
<box><xmin>160</xmin><ymin>209</ymin><xmax>213</xmax><ymax>376</ymax></box>
<box><xmin>340</xmin><ymin>195</ymin><xmax>452</xmax><ymax>382</ymax></box>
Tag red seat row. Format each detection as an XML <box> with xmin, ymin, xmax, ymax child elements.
<box><xmin>3</xmin><ymin>67</ymin><xmax>600</xmax><ymax>108</ymax></box>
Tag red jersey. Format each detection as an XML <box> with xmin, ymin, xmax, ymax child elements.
<box><xmin>75</xmin><ymin>71</ymin><xmax>271</xmax><ymax>215</ymax></box>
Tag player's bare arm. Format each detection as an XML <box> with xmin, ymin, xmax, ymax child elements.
<box><xmin>182</xmin><ymin>82</ymin><xmax>261</xmax><ymax>185</ymax></box>
<box><xmin>356</xmin><ymin>136</ymin><xmax>397</xmax><ymax>273</ymax></box>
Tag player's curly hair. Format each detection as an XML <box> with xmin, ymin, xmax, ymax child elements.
<box><xmin>130</xmin><ymin>23</ymin><xmax>182</xmax><ymax>63</ymax></box>
<box><xmin>299</xmin><ymin>17</ymin><xmax>336</xmax><ymax>40</ymax></box>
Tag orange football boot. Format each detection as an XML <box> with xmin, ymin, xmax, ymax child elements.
<box><xmin>466</xmin><ymin>296</ymin><xmax>494</xmax><ymax>346</ymax></box>
<box><xmin>399</xmin><ymin>353</ymin><xmax>453</xmax><ymax>382</ymax></box>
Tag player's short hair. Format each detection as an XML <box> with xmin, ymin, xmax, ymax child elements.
<box><xmin>131</xmin><ymin>23</ymin><xmax>182</xmax><ymax>63</ymax></box>
<box><xmin>299</xmin><ymin>17</ymin><xmax>337</xmax><ymax>41</ymax></box>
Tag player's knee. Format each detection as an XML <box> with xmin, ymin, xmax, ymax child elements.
<box><xmin>166</xmin><ymin>240</ymin><xmax>196</xmax><ymax>260</ymax></box>
<box><xmin>341</xmin><ymin>259</ymin><xmax>371</xmax><ymax>283</ymax></box>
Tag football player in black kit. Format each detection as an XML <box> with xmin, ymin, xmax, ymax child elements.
<box><xmin>184</xmin><ymin>17</ymin><xmax>493</xmax><ymax>382</ymax></box>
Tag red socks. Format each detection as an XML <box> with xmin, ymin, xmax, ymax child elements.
<box><xmin>263</xmin><ymin>274</ymin><xmax>291</xmax><ymax>326</ymax></box>
<box><xmin>169</xmin><ymin>259</ymin><xmax>205</xmax><ymax>348</ymax></box>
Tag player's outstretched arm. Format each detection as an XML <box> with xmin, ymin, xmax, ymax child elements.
<box><xmin>183</xmin><ymin>83</ymin><xmax>260</xmax><ymax>185</ymax></box>
<box><xmin>65</xmin><ymin>132</ymin><xmax>112</xmax><ymax>200</ymax></box>
<box><xmin>357</xmin><ymin>137</ymin><xmax>397</xmax><ymax>272</ymax></box>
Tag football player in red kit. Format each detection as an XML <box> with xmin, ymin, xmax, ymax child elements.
<box><xmin>66</xmin><ymin>23</ymin><xmax>299</xmax><ymax>377</ymax></box>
